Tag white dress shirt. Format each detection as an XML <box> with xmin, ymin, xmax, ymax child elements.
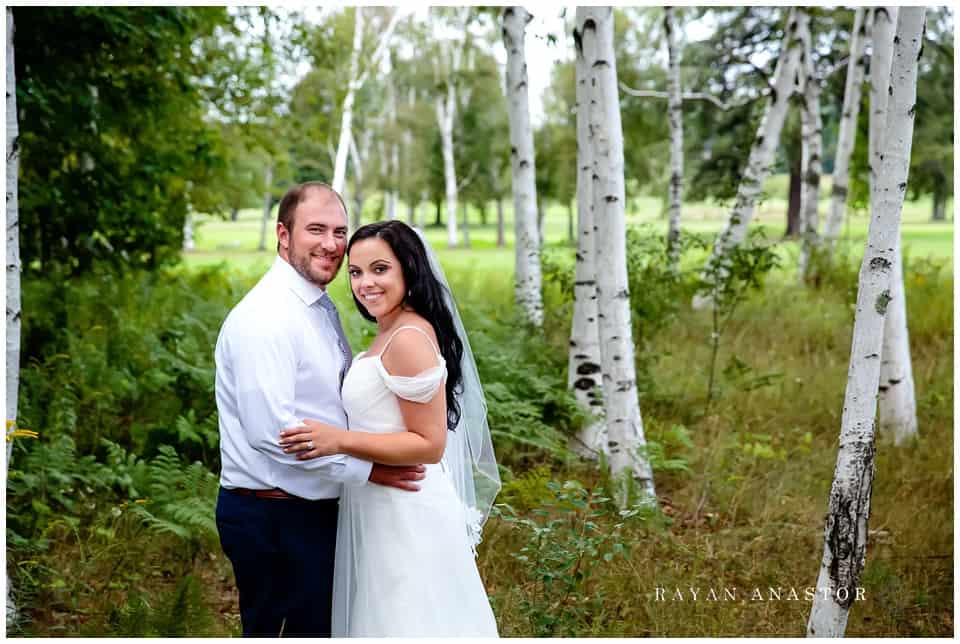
<box><xmin>215</xmin><ymin>256</ymin><xmax>373</xmax><ymax>499</ymax></box>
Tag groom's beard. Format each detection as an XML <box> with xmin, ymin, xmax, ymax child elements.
<box><xmin>288</xmin><ymin>240</ymin><xmax>343</xmax><ymax>288</ymax></box>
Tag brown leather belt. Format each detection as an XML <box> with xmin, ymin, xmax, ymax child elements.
<box><xmin>229</xmin><ymin>487</ymin><xmax>294</xmax><ymax>499</ymax></box>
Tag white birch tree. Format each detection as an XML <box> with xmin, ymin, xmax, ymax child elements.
<box><xmin>823</xmin><ymin>8</ymin><xmax>869</xmax><ymax>245</ymax></box>
<box><xmin>663</xmin><ymin>6</ymin><xmax>684</xmax><ymax>271</ymax></box>
<box><xmin>798</xmin><ymin>13</ymin><xmax>824</xmax><ymax>281</ymax></box>
<box><xmin>568</xmin><ymin>12</ymin><xmax>606</xmax><ymax>460</ymax></box>
<box><xmin>331</xmin><ymin>7</ymin><xmax>401</xmax><ymax>195</ymax></box>
<box><xmin>502</xmin><ymin>6</ymin><xmax>543</xmax><ymax>327</ymax></box>
<box><xmin>6</xmin><ymin>7</ymin><xmax>21</xmax><ymax>625</ymax></box>
<box><xmin>807</xmin><ymin>9</ymin><xmax>925</xmax><ymax>636</ymax></box>
<box><xmin>693</xmin><ymin>8</ymin><xmax>806</xmax><ymax>309</ymax></box>
<box><xmin>576</xmin><ymin>6</ymin><xmax>656</xmax><ymax>506</ymax></box>
<box><xmin>332</xmin><ymin>8</ymin><xmax>364</xmax><ymax>195</ymax></box>
<box><xmin>869</xmin><ymin>7</ymin><xmax>917</xmax><ymax>445</ymax></box>
<box><xmin>430</xmin><ymin>8</ymin><xmax>471</xmax><ymax>248</ymax></box>
<box><xmin>878</xmin><ymin>245</ymin><xmax>917</xmax><ymax>445</ymax></box>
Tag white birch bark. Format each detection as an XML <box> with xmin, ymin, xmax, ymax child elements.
<box><xmin>576</xmin><ymin>7</ymin><xmax>656</xmax><ymax>506</ymax></box>
<box><xmin>798</xmin><ymin>12</ymin><xmax>824</xmax><ymax>281</ymax></box>
<box><xmin>664</xmin><ymin>6</ymin><xmax>683</xmax><ymax>272</ymax></box>
<box><xmin>6</xmin><ymin>7</ymin><xmax>21</xmax><ymax>626</ymax></box>
<box><xmin>258</xmin><ymin>161</ymin><xmax>273</xmax><ymax>251</ymax></box>
<box><xmin>878</xmin><ymin>245</ymin><xmax>917</xmax><ymax>445</ymax></box>
<box><xmin>502</xmin><ymin>6</ymin><xmax>543</xmax><ymax>327</ymax></box>
<box><xmin>692</xmin><ymin>9</ymin><xmax>806</xmax><ymax>309</ymax></box>
<box><xmin>806</xmin><ymin>9</ymin><xmax>925</xmax><ymax>636</ymax></box>
<box><xmin>403</xmin><ymin>86</ymin><xmax>416</xmax><ymax>226</ymax></box>
<box><xmin>332</xmin><ymin>7</ymin><xmax>364</xmax><ymax>195</ymax></box>
<box><xmin>824</xmin><ymin>8</ymin><xmax>868</xmax><ymax>244</ymax></box>
<box><xmin>870</xmin><ymin>7</ymin><xmax>916</xmax><ymax>445</ymax></box>
<box><xmin>569</xmin><ymin>16</ymin><xmax>606</xmax><ymax>459</ymax></box>
<box><xmin>868</xmin><ymin>7</ymin><xmax>899</xmax><ymax>198</ymax></box>
<box><xmin>182</xmin><ymin>212</ymin><xmax>195</xmax><ymax>251</ymax></box>
<box><xmin>436</xmin><ymin>83</ymin><xmax>458</xmax><ymax>247</ymax></box>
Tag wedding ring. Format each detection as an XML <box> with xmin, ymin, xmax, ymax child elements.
<box><xmin>307</xmin><ymin>440</ymin><xmax>314</xmax><ymax>450</ymax></box>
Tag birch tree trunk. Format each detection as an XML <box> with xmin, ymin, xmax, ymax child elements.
<box><xmin>692</xmin><ymin>9</ymin><xmax>806</xmax><ymax>309</ymax></box>
<box><xmin>182</xmin><ymin>212</ymin><xmax>195</xmax><ymax>251</ymax></box>
<box><xmin>332</xmin><ymin>7</ymin><xmax>364</xmax><ymax>194</ymax></box>
<box><xmin>868</xmin><ymin>8</ymin><xmax>899</xmax><ymax>198</ymax></box>
<box><xmin>569</xmin><ymin>17</ymin><xmax>606</xmax><ymax>459</ymax></box>
<box><xmin>878</xmin><ymin>245</ymin><xmax>917</xmax><ymax>444</ymax></box>
<box><xmin>823</xmin><ymin>7</ymin><xmax>868</xmax><ymax>245</ymax></box>
<box><xmin>866</xmin><ymin>7</ymin><xmax>917</xmax><ymax>445</ymax></box>
<box><xmin>664</xmin><ymin>6</ymin><xmax>684</xmax><ymax>272</ymax></box>
<box><xmin>436</xmin><ymin>85</ymin><xmax>459</xmax><ymax>248</ymax></box>
<box><xmin>576</xmin><ymin>7</ymin><xmax>656</xmax><ymax>506</ymax></box>
<box><xmin>258</xmin><ymin>162</ymin><xmax>273</xmax><ymax>252</ymax></box>
<box><xmin>798</xmin><ymin>14</ymin><xmax>824</xmax><ymax>281</ymax></box>
<box><xmin>6</xmin><ymin>7</ymin><xmax>21</xmax><ymax>625</ymax></box>
<box><xmin>502</xmin><ymin>6</ymin><xmax>544</xmax><ymax>327</ymax></box>
<box><xmin>806</xmin><ymin>9</ymin><xmax>925</xmax><ymax>636</ymax></box>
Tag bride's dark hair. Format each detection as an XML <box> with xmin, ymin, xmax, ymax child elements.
<box><xmin>347</xmin><ymin>221</ymin><xmax>464</xmax><ymax>431</ymax></box>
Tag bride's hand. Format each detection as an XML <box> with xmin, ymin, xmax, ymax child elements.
<box><xmin>279</xmin><ymin>420</ymin><xmax>344</xmax><ymax>460</ymax></box>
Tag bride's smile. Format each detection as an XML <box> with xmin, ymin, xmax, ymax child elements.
<box><xmin>348</xmin><ymin>237</ymin><xmax>408</xmax><ymax>325</ymax></box>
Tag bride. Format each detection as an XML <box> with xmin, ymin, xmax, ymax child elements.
<box><xmin>278</xmin><ymin>220</ymin><xmax>500</xmax><ymax>637</ymax></box>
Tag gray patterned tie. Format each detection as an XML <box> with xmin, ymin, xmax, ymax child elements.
<box><xmin>317</xmin><ymin>295</ymin><xmax>353</xmax><ymax>389</ymax></box>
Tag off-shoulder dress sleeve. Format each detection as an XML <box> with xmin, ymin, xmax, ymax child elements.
<box><xmin>374</xmin><ymin>360</ymin><xmax>446</xmax><ymax>403</ymax></box>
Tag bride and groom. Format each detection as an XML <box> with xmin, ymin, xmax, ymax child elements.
<box><xmin>214</xmin><ymin>181</ymin><xmax>500</xmax><ymax>637</ymax></box>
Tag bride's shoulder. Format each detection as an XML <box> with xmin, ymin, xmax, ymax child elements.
<box><xmin>380</xmin><ymin>317</ymin><xmax>441</xmax><ymax>376</ymax></box>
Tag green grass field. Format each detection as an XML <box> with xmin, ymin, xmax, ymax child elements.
<box><xmin>184</xmin><ymin>174</ymin><xmax>953</xmax><ymax>279</ymax></box>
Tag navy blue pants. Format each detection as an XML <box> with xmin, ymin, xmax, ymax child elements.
<box><xmin>216</xmin><ymin>488</ymin><xmax>339</xmax><ymax>637</ymax></box>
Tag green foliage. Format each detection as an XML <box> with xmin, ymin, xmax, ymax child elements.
<box><xmin>128</xmin><ymin>446</ymin><xmax>219</xmax><ymax>555</ymax></box>
<box><xmin>102</xmin><ymin>575</ymin><xmax>216</xmax><ymax>637</ymax></box>
<box><xmin>698</xmin><ymin>229</ymin><xmax>781</xmax><ymax>406</ymax></box>
<box><xmin>13</xmin><ymin>7</ymin><xmax>233</xmax><ymax>275</ymax></box>
<box><xmin>464</xmin><ymin>307</ymin><xmax>585</xmax><ymax>469</ymax></box>
<box><xmin>496</xmin><ymin>480</ymin><xmax>639</xmax><ymax>636</ymax></box>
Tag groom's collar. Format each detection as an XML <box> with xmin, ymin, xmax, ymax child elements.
<box><xmin>272</xmin><ymin>256</ymin><xmax>328</xmax><ymax>307</ymax></box>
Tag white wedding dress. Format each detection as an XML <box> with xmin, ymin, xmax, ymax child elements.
<box><xmin>332</xmin><ymin>326</ymin><xmax>499</xmax><ymax>637</ymax></box>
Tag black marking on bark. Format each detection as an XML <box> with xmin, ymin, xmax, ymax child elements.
<box><xmin>592</xmin><ymin>59</ymin><xmax>610</xmax><ymax>69</ymax></box>
<box><xmin>577</xmin><ymin>362</ymin><xmax>602</xmax><ymax>375</ymax></box>
<box><xmin>825</xmin><ymin>438</ymin><xmax>876</xmax><ymax>610</ymax></box>
<box><xmin>878</xmin><ymin>385</ymin><xmax>889</xmax><ymax>392</ymax></box>
<box><xmin>608</xmin><ymin>440</ymin><xmax>619</xmax><ymax>449</ymax></box>
<box><xmin>875</xmin><ymin>290</ymin><xmax>892</xmax><ymax>314</ymax></box>
<box><xmin>519</xmin><ymin>160</ymin><xmax>530</xmax><ymax>169</ymax></box>
<box><xmin>908</xmin><ymin>104</ymin><xmax>916</xmax><ymax>117</ymax></box>
<box><xmin>574</xmin><ymin>377</ymin><xmax>598</xmax><ymax>391</ymax></box>
<box><xmin>587</xmin><ymin>317</ymin><xmax>595</xmax><ymax>323</ymax></box>
<box><xmin>831</xmin><ymin>184</ymin><xmax>848</xmax><ymax>199</ymax></box>
<box><xmin>869</xmin><ymin>256</ymin><xmax>892</xmax><ymax>272</ymax></box>
<box><xmin>898</xmin><ymin>182</ymin><xmax>907</xmax><ymax>191</ymax></box>
<box><xmin>888</xmin><ymin>378</ymin><xmax>902</xmax><ymax>386</ymax></box>
<box><xmin>604</xmin><ymin>195</ymin><xmax>619</xmax><ymax>203</ymax></box>
<box><xmin>865</xmin><ymin>353</ymin><xmax>879</xmax><ymax>359</ymax></box>
<box><xmin>888</xmin><ymin>85</ymin><xmax>893</xmax><ymax>96</ymax></box>
<box><xmin>613</xmin><ymin>355</ymin><xmax>621</xmax><ymax>362</ymax></box>
<box><xmin>893</xmin><ymin>35</ymin><xmax>900</xmax><ymax>45</ymax></box>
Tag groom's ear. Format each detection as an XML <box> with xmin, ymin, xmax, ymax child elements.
<box><xmin>277</xmin><ymin>222</ymin><xmax>290</xmax><ymax>253</ymax></box>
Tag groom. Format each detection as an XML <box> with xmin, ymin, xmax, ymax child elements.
<box><xmin>213</xmin><ymin>181</ymin><xmax>425</xmax><ymax>637</ymax></box>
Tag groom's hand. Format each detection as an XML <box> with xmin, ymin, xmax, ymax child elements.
<box><xmin>369</xmin><ymin>463</ymin><xmax>426</xmax><ymax>491</ymax></box>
